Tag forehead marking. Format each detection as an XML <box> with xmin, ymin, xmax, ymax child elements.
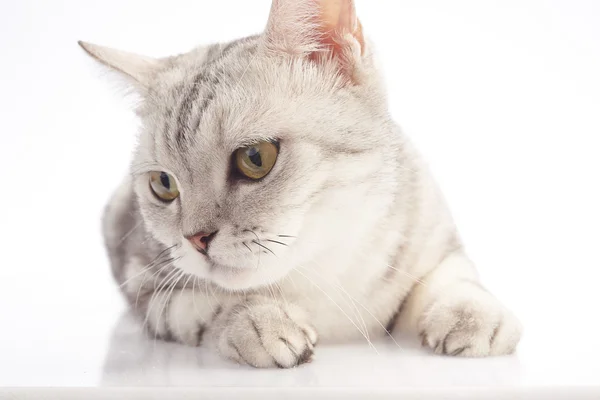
<box><xmin>172</xmin><ymin>36</ymin><xmax>260</xmax><ymax>150</ymax></box>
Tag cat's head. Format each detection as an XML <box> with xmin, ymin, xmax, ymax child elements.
<box><xmin>82</xmin><ymin>0</ymin><xmax>400</xmax><ymax>291</ymax></box>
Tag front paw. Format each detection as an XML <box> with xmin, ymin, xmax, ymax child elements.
<box><xmin>217</xmin><ymin>299</ymin><xmax>318</xmax><ymax>368</ymax></box>
<box><xmin>418</xmin><ymin>281</ymin><xmax>522</xmax><ymax>357</ymax></box>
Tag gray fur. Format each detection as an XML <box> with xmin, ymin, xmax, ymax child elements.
<box><xmin>83</xmin><ymin>0</ymin><xmax>522</xmax><ymax>368</ymax></box>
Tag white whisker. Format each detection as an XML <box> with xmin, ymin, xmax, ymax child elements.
<box><xmin>116</xmin><ymin>220</ymin><xmax>143</xmax><ymax>246</ymax></box>
<box><xmin>302</xmin><ymin>262</ymin><xmax>370</xmax><ymax>341</ymax></box>
<box><xmin>302</xmin><ymin>264</ymin><xmax>404</xmax><ymax>351</ymax></box>
<box><xmin>175</xmin><ymin>273</ymin><xmax>194</xmax><ymax>335</ymax></box>
<box><xmin>293</xmin><ymin>267</ymin><xmax>379</xmax><ymax>354</ymax></box>
<box><xmin>118</xmin><ymin>249</ymin><xmax>173</xmax><ymax>289</ymax></box>
<box><xmin>192</xmin><ymin>276</ymin><xmax>200</xmax><ymax>317</ymax></box>
<box><xmin>134</xmin><ymin>260</ymin><xmax>178</xmax><ymax>312</ymax></box>
<box><xmin>386</xmin><ymin>264</ymin><xmax>427</xmax><ymax>287</ymax></box>
<box><xmin>143</xmin><ymin>267</ymin><xmax>182</xmax><ymax>335</ymax></box>
<box><xmin>154</xmin><ymin>270</ymin><xmax>186</xmax><ymax>345</ymax></box>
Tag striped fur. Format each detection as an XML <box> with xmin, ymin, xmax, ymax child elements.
<box><xmin>85</xmin><ymin>0</ymin><xmax>522</xmax><ymax>368</ymax></box>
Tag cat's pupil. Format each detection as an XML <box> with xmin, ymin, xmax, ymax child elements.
<box><xmin>160</xmin><ymin>172</ymin><xmax>170</xmax><ymax>189</ymax></box>
<box><xmin>248</xmin><ymin>147</ymin><xmax>262</xmax><ymax>167</ymax></box>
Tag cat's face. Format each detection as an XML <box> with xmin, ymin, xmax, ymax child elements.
<box><xmin>132</xmin><ymin>42</ymin><xmax>396</xmax><ymax>290</ymax></box>
<box><xmin>82</xmin><ymin>0</ymin><xmax>399</xmax><ymax>290</ymax></box>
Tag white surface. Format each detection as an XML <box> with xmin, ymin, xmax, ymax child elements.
<box><xmin>1</xmin><ymin>0</ymin><xmax>600</xmax><ymax>397</ymax></box>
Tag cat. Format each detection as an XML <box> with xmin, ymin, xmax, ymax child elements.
<box><xmin>80</xmin><ymin>0</ymin><xmax>522</xmax><ymax>368</ymax></box>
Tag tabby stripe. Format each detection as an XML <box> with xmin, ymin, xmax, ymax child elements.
<box><xmin>173</xmin><ymin>38</ymin><xmax>253</xmax><ymax>148</ymax></box>
<box><xmin>174</xmin><ymin>70</ymin><xmax>211</xmax><ymax>147</ymax></box>
<box><xmin>196</xmin><ymin>324</ymin><xmax>206</xmax><ymax>346</ymax></box>
<box><xmin>441</xmin><ymin>330</ymin><xmax>453</xmax><ymax>354</ymax></box>
<box><xmin>489</xmin><ymin>322</ymin><xmax>502</xmax><ymax>349</ymax></box>
<box><xmin>451</xmin><ymin>346</ymin><xmax>470</xmax><ymax>356</ymax></box>
<box><xmin>385</xmin><ymin>293</ymin><xmax>408</xmax><ymax>334</ymax></box>
<box><xmin>212</xmin><ymin>305</ymin><xmax>223</xmax><ymax>321</ymax></box>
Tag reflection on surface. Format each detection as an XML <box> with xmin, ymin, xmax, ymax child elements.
<box><xmin>101</xmin><ymin>311</ymin><xmax>523</xmax><ymax>387</ymax></box>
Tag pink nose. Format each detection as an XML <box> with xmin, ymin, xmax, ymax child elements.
<box><xmin>186</xmin><ymin>231</ymin><xmax>217</xmax><ymax>253</ymax></box>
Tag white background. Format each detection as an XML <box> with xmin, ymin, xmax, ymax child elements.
<box><xmin>1</xmin><ymin>0</ymin><xmax>599</xmax><ymax>394</ymax></box>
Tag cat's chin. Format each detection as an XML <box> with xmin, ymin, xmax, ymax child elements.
<box><xmin>194</xmin><ymin>260</ymin><xmax>288</xmax><ymax>292</ymax></box>
<box><xmin>206</xmin><ymin>262</ymin><xmax>260</xmax><ymax>291</ymax></box>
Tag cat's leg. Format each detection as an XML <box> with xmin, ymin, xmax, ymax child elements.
<box><xmin>399</xmin><ymin>250</ymin><xmax>522</xmax><ymax>356</ymax></box>
<box><xmin>139</xmin><ymin>284</ymin><xmax>226</xmax><ymax>347</ymax></box>
<box><xmin>122</xmin><ymin>262</ymin><xmax>317</xmax><ymax>368</ymax></box>
<box><xmin>145</xmin><ymin>290</ymin><xmax>317</xmax><ymax>368</ymax></box>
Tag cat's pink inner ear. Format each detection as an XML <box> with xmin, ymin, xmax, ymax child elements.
<box><xmin>264</xmin><ymin>0</ymin><xmax>364</xmax><ymax>60</ymax></box>
<box><xmin>316</xmin><ymin>0</ymin><xmax>365</xmax><ymax>55</ymax></box>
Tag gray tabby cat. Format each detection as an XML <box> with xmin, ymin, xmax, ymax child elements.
<box><xmin>80</xmin><ymin>0</ymin><xmax>522</xmax><ymax>368</ymax></box>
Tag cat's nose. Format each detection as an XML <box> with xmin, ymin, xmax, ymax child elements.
<box><xmin>186</xmin><ymin>231</ymin><xmax>218</xmax><ymax>253</ymax></box>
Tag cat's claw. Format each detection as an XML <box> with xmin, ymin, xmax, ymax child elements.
<box><xmin>418</xmin><ymin>282</ymin><xmax>522</xmax><ymax>357</ymax></box>
<box><xmin>218</xmin><ymin>299</ymin><xmax>318</xmax><ymax>368</ymax></box>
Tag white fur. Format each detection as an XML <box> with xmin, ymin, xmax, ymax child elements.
<box><xmin>84</xmin><ymin>0</ymin><xmax>522</xmax><ymax>368</ymax></box>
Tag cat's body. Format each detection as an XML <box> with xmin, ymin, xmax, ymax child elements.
<box><xmin>86</xmin><ymin>0</ymin><xmax>521</xmax><ymax>368</ymax></box>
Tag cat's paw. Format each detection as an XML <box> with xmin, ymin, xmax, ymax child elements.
<box><xmin>418</xmin><ymin>281</ymin><xmax>522</xmax><ymax>357</ymax></box>
<box><xmin>217</xmin><ymin>299</ymin><xmax>318</xmax><ymax>368</ymax></box>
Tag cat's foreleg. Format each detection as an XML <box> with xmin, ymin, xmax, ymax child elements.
<box><xmin>125</xmin><ymin>269</ymin><xmax>317</xmax><ymax>368</ymax></box>
<box><xmin>400</xmin><ymin>251</ymin><xmax>522</xmax><ymax>356</ymax></box>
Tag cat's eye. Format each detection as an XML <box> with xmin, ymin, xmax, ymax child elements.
<box><xmin>234</xmin><ymin>141</ymin><xmax>279</xmax><ymax>180</ymax></box>
<box><xmin>149</xmin><ymin>171</ymin><xmax>180</xmax><ymax>201</ymax></box>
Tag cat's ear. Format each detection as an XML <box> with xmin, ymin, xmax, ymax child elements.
<box><xmin>78</xmin><ymin>41</ymin><xmax>162</xmax><ymax>90</ymax></box>
<box><xmin>264</xmin><ymin>0</ymin><xmax>365</xmax><ymax>78</ymax></box>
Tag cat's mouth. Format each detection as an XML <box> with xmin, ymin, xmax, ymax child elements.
<box><xmin>179</xmin><ymin>239</ymin><xmax>281</xmax><ymax>290</ymax></box>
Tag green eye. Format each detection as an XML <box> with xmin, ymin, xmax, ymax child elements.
<box><xmin>149</xmin><ymin>171</ymin><xmax>179</xmax><ymax>201</ymax></box>
<box><xmin>234</xmin><ymin>141</ymin><xmax>279</xmax><ymax>180</ymax></box>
